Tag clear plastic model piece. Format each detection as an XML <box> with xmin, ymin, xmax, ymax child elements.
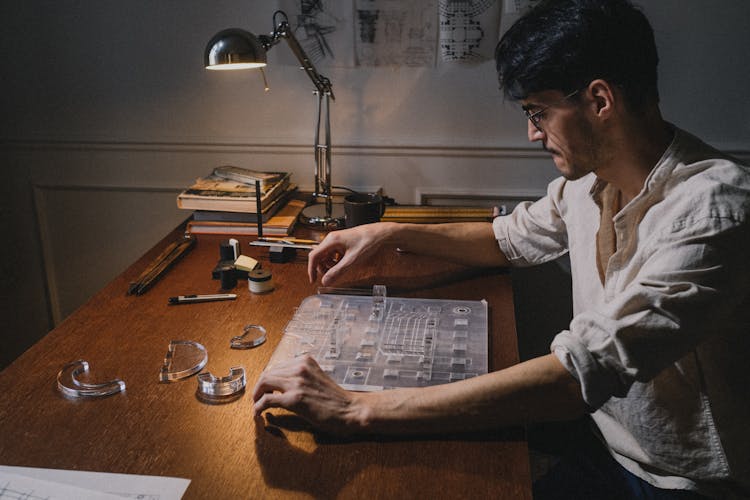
<box><xmin>267</xmin><ymin>285</ymin><xmax>489</xmax><ymax>391</ymax></box>
<box><xmin>197</xmin><ymin>366</ymin><xmax>246</xmax><ymax>399</ymax></box>
<box><xmin>159</xmin><ymin>340</ymin><xmax>208</xmax><ymax>382</ymax></box>
<box><xmin>231</xmin><ymin>325</ymin><xmax>267</xmax><ymax>349</ymax></box>
<box><xmin>57</xmin><ymin>359</ymin><xmax>126</xmax><ymax>398</ymax></box>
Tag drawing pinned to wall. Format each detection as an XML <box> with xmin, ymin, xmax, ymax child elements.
<box><xmin>275</xmin><ymin>0</ymin><xmax>517</xmax><ymax>68</ymax></box>
<box><xmin>296</xmin><ymin>0</ymin><xmax>336</xmax><ymax>61</ymax></box>
<box><xmin>279</xmin><ymin>0</ymin><xmax>355</xmax><ymax>67</ymax></box>
<box><xmin>438</xmin><ymin>0</ymin><xmax>501</xmax><ymax>64</ymax></box>
<box><xmin>354</xmin><ymin>0</ymin><xmax>438</xmax><ymax>67</ymax></box>
<box><xmin>499</xmin><ymin>0</ymin><xmax>542</xmax><ymax>36</ymax></box>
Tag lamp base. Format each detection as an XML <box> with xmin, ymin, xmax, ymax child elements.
<box><xmin>300</xmin><ymin>202</ymin><xmax>345</xmax><ymax>230</ymax></box>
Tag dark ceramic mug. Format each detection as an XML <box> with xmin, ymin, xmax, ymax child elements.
<box><xmin>343</xmin><ymin>192</ymin><xmax>386</xmax><ymax>228</ymax></box>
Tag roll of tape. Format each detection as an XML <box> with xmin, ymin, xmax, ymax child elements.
<box><xmin>248</xmin><ymin>269</ymin><xmax>274</xmax><ymax>294</ymax></box>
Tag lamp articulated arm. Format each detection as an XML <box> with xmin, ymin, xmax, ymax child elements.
<box><xmin>259</xmin><ymin>12</ymin><xmax>335</xmax><ymax>100</ymax></box>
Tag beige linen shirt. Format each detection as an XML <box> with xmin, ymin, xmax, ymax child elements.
<box><xmin>493</xmin><ymin>127</ymin><xmax>750</xmax><ymax>497</ymax></box>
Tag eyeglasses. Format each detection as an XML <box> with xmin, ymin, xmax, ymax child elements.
<box><xmin>523</xmin><ymin>89</ymin><xmax>580</xmax><ymax>132</ymax></box>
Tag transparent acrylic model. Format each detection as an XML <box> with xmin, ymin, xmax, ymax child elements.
<box><xmin>159</xmin><ymin>340</ymin><xmax>208</xmax><ymax>382</ymax></box>
<box><xmin>266</xmin><ymin>286</ymin><xmax>488</xmax><ymax>391</ymax></box>
<box><xmin>196</xmin><ymin>366</ymin><xmax>246</xmax><ymax>402</ymax></box>
<box><xmin>57</xmin><ymin>359</ymin><xmax>126</xmax><ymax>398</ymax></box>
<box><xmin>231</xmin><ymin>325</ymin><xmax>267</xmax><ymax>349</ymax></box>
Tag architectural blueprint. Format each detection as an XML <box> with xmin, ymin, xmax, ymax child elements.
<box><xmin>278</xmin><ymin>0</ymin><xmax>515</xmax><ymax>67</ymax></box>
<box><xmin>354</xmin><ymin>0</ymin><xmax>438</xmax><ymax>67</ymax></box>
<box><xmin>438</xmin><ymin>0</ymin><xmax>501</xmax><ymax>63</ymax></box>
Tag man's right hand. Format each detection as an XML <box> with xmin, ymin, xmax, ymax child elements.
<box><xmin>307</xmin><ymin>222</ymin><xmax>398</xmax><ymax>286</ymax></box>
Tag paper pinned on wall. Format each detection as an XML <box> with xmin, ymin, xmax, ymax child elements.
<box><xmin>499</xmin><ymin>0</ymin><xmax>542</xmax><ymax>36</ymax></box>
<box><xmin>438</xmin><ymin>0</ymin><xmax>502</xmax><ymax>64</ymax></box>
<box><xmin>281</xmin><ymin>0</ymin><xmax>439</xmax><ymax>68</ymax></box>
<box><xmin>277</xmin><ymin>0</ymin><xmax>355</xmax><ymax>67</ymax></box>
<box><xmin>277</xmin><ymin>0</ymin><xmax>507</xmax><ymax>68</ymax></box>
<box><xmin>354</xmin><ymin>0</ymin><xmax>438</xmax><ymax>67</ymax></box>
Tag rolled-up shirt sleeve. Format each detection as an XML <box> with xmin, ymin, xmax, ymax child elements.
<box><xmin>493</xmin><ymin>177</ymin><xmax>570</xmax><ymax>266</ymax></box>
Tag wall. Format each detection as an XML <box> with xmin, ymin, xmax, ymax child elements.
<box><xmin>2</xmin><ymin>0</ymin><xmax>749</xmax><ymax>368</ymax></box>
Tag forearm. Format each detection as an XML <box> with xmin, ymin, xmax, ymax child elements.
<box><xmin>382</xmin><ymin>222</ymin><xmax>510</xmax><ymax>268</ymax></box>
<box><xmin>352</xmin><ymin>354</ymin><xmax>587</xmax><ymax>435</ymax></box>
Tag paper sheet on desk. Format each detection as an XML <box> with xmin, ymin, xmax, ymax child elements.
<box><xmin>0</xmin><ymin>470</ymin><xmax>121</xmax><ymax>499</ymax></box>
<box><xmin>0</xmin><ymin>465</ymin><xmax>190</xmax><ymax>499</ymax></box>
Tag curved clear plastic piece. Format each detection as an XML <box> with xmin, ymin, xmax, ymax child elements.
<box><xmin>231</xmin><ymin>324</ymin><xmax>267</xmax><ymax>349</ymax></box>
<box><xmin>197</xmin><ymin>366</ymin><xmax>246</xmax><ymax>398</ymax></box>
<box><xmin>57</xmin><ymin>359</ymin><xmax>126</xmax><ymax>398</ymax></box>
<box><xmin>159</xmin><ymin>340</ymin><xmax>208</xmax><ymax>382</ymax></box>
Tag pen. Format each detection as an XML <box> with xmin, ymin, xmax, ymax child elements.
<box><xmin>168</xmin><ymin>294</ymin><xmax>237</xmax><ymax>305</ymax></box>
<box><xmin>250</xmin><ymin>241</ymin><xmax>316</xmax><ymax>250</ymax></box>
<box><xmin>257</xmin><ymin>237</ymin><xmax>319</xmax><ymax>245</ymax></box>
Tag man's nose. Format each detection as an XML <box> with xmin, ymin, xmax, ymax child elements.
<box><xmin>528</xmin><ymin>120</ymin><xmax>545</xmax><ymax>142</ymax></box>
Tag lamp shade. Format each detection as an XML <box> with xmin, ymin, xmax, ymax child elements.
<box><xmin>204</xmin><ymin>28</ymin><xmax>267</xmax><ymax>70</ymax></box>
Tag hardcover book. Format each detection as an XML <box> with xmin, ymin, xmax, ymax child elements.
<box><xmin>212</xmin><ymin>166</ymin><xmax>284</xmax><ymax>189</ymax></box>
<box><xmin>176</xmin><ymin>172</ymin><xmax>291</xmax><ymax>213</ymax></box>
<box><xmin>191</xmin><ymin>186</ymin><xmax>297</xmax><ymax>223</ymax></box>
<box><xmin>186</xmin><ymin>197</ymin><xmax>308</xmax><ymax>236</ymax></box>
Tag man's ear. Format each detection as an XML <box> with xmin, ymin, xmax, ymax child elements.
<box><xmin>587</xmin><ymin>79</ymin><xmax>616</xmax><ymax>119</ymax></box>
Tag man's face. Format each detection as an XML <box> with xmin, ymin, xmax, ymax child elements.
<box><xmin>521</xmin><ymin>89</ymin><xmax>604</xmax><ymax>180</ymax></box>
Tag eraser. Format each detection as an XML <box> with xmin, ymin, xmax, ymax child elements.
<box><xmin>228</xmin><ymin>238</ymin><xmax>240</xmax><ymax>259</ymax></box>
<box><xmin>234</xmin><ymin>255</ymin><xmax>259</xmax><ymax>272</ymax></box>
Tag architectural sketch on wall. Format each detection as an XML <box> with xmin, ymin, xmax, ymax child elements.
<box><xmin>499</xmin><ymin>0</ymin><xmax>542</xmax><ymax>36</ymax></box>
<box><xmin>294</xmin><ymin>0</ymin><xmax>337</xmax><ymax>61</ymax></box>
<box><xmin>278</xmin><ymin>0</ymin><xmax>506</xmax><ymax>68</ymax></box>
<box><xmin>280</xmin><ymin>0</ymin><xmax>355</xmax><ymax>67</ymax></box>
<box><xmin>438</xmin><ymin>0</ymin><xmax>501</xmax><ymax>63</ymax></box>
<box><xmin>354</xmin><ymin>0</ymin><xmax>438</xmax><ymax>67</ymax></box>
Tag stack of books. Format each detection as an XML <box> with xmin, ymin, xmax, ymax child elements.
<box><xmin>177</xmin><ymin>166</ymin><xmax>307</xmax><ymax>235</ymax></box>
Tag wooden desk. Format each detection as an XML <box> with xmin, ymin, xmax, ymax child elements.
<box><xmin>0</xmin><ymin>226</ymin><xmax>531</xmax><ymax>499</ymax></box>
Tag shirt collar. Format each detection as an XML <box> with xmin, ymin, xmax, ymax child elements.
<box><xmin>588</xmin><ymin>123</ymin><xmax>679</xmax><ymax>205</ymax></box>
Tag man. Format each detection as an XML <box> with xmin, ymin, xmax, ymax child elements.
<box><xmin>253</xmin><ymin>0</ymin><xmax>750</xmax><ymax>497</ymax></box>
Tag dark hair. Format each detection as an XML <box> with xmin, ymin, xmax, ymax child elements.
<box><xmin>495</xmin><ymin>0</ymin><xmax>659</xmax><ymax>109</ymax></box>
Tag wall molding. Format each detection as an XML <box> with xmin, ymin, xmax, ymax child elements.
<box><xmin>32</xmin><ymin>184</ymin><xmax>68</xmax><ymax>325</ymax></box>
<box><xmin>5</xmin><ymin>138</ymin><xmax>749</xmax><ymax>162</ymax></box>
<box><xmin>2</xmin><ymin>138</ymin><xmax>557</xmax><ymax>159</ymax></box>
<box><xmin>31</xmin><ymin>183</ymin><xmax>185</xmax><ymax>325</ymax></box>
<box><xmin>32</xmin><ymin>183</ymin><xmax>184</xmax><ymax>193</ymax></box>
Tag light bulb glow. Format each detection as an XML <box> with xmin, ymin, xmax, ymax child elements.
<box><xmin>206</xmin><ymin>62</ymin><xmax>267</xmax><ymax>70</ymax></box>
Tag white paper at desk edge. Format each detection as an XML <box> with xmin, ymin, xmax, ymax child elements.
<box><xmin>0</xmin><ymin>470</ymin><xmax>122</xmax><ymax>500</ymax></box>
<box><xmin>0</xmin><ymin>465</ymin><xmax>190</xmax><ymax>500</ymax></box>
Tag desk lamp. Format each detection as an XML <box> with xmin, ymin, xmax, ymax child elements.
<box><xmin>204</xmin><ymin>10</ymin><xmax>344</xmax><ymax>229</ymax></box>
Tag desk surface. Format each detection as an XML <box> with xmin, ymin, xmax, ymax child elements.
<box><xmin>0</xmin><ymin>226</ymin><xmax>531</xmax><ymax>499</ymax></box>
